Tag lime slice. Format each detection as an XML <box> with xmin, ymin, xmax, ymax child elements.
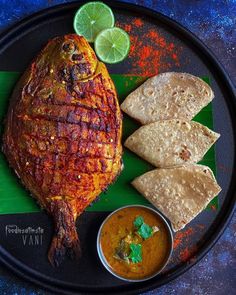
<box><xmin>73</xmin><ymin>2</ymin><xmax>115</xmax><ymax>42</ymax></box>
<box><xmin>95</xmin><ymin>28</ymin><xmax>130</xmax><ymax>64</ymax></box>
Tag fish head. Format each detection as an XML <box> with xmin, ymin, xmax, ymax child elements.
<box><xmin>37</xmin><ymin>34</ymin><xmax>98</xmax><ymax>81</ymax></box>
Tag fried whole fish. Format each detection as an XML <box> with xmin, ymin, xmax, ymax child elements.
<box><xmin>2</xmin><ymin>34</ymin><xmax>122</xmax><ymax>266</ymax></box>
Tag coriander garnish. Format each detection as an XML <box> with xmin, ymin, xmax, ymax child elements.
<box><xmin>134</xmin><ymin>215</ymin><xmax>159</xmax><ymax>240</ymax></box>
<box><xmin>133</xmin><ymin>216</ymin><xmax>144</xmax><ymax>228</ymax></box>
<box><xmin>138</xmin><ymin>223</ymin><xmax>153</xmax><ymax>240</ymax></box>
<box><xmin>128</xmin><ymin>243</ymin><xmax>142</xmax><ymax>263</ymax></box>
<box><xmin>114</xmin><ymin>215</ymin><xmax>159</xmax><ymax>264</ymax></box>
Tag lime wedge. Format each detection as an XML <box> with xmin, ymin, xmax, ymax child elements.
<box><xmin>73</xmin><ymin>2</ymin><xmax>115</xmax><ymax>42</ymax></box>
<box><xmin>95</xmin><ymin>28</ymin><xmax>130</xmax><ymax>64</ymax></box>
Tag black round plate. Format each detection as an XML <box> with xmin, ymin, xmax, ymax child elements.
<box><xmin>0</xmin><ymin>1</ymin><xmax>235</xmax><ymax>294</ymax></box>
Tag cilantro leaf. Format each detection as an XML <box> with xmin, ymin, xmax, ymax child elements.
<box><xmin>138</xmin><ymin>223</ymin><xmax>153</xmax><ymax>240</ymax></box>
<box><xmin>134</xmin><ymin>216</ymin><xmax>144</xmax><ymax>228</ymax></box>
<box><xmin>128</xmin><ymin>243</ymin><xmax>142</xmax><ymax>263</ymax></box>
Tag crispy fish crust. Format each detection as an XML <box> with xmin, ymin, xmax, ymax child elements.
<box><xmin>2</xmin><ymin>34</ymin><xmax>122</xmax><ymax>266</ymax></box>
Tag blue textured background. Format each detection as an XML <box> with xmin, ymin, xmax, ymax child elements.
<box><xmin>0</xmin><ymin>1</ymin><xmax>235</xmax><ymax>294</ymax></box>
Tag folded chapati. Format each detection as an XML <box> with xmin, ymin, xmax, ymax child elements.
<box><xmin>181</xmin><ymin>163</ymin><xmax>216</xmax><ymax>180</ymax></box>
<box><xmin>121</xmin><ymin>72</ymin><xmax>214</xmax><ymax>124</ymax></box>
<box><xmin>132</xmin><ymin>165</ymin><xmax>221</xmax><ymax>231</ymax></box>
<box><xmin>125</xmin><ymin>119</ymin><xmax>220</xmax><ymax>168</ymax></box>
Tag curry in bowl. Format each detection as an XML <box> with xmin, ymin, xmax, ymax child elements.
<box><xmin>97</xmin><ymin>205</ymin><xmax>173</xmax><ymax>281</ymax></box>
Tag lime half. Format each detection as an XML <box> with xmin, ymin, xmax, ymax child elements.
<box><xmin>73</xmin><ymin>2</ymin><xmax>115</xmax><ymax>42</ymax></box>
<box><xmin>95</xmin><ymin>27</ymin><xmax>130</xmax><ymax>64</ymax></box>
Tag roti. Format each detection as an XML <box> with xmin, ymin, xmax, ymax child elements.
<box><xmin>125</xmin><ymin>119</ymin><xmax>220</xmax><ymax>168</ymax></box>
<box><xmin>121</xmin><ymin>72</ymin><xmax>214</xmax><ymax>124</ymax></box>
<box><xmin>132</xmin><ymin>165</ymin><xmax>221</xmax><ymax>231</ymax></box>
<box><xmin>181</xmin><ymin>163</ymin><xmax>216</xmax><ymax>180</ymax></box>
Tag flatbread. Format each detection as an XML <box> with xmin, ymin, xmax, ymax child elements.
<box><xmin>125</xmin><ymin>119</ymin><xmax>220</xmax><ymax>168</ymax></box>
<box><xmin>181</xmin><ymin>164</ymin><xmax>216</xmax><ymax>180</ymax></box>
<box><xmin>132</xmin><ymin>165</ymin><xmax>221</xmax><ymax>231</ymax></box>
<box><xmin>121</xmin><ymin>72</ymin><xmax>214</xmax><ymax>124</ymax></box>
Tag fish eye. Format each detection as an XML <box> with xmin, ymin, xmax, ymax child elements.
<box><xmin>62</xmin><ymin>41</ymin><xmax>75</xmax><ymax>53</ymax></box>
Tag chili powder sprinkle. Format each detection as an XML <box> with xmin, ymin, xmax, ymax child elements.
<box><xmin>173</xmin><ymin>227</ymin><xmax>194</xmax><ymax>249</ymax></box>
<box><xmin>117</xmin><ymin>17</ymin><xmax>182</xmax><ymax>76</ymax></box>
<box><xmin>180</xmin><ymin>246</ymin><xmax>197</xmax><ymax>262</ymax></box>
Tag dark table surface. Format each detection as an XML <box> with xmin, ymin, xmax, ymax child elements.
<box><xmin>0</xmin><ymin>0</ymin><xmax>235</xmax><ymax>294</ymax></box>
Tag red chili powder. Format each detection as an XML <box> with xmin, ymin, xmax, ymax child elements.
<box><xmin>172</xmin><ymin>226</ymin><xmax>205</xmax><ymax>263</ymax></box>
<box><xmin>180</xmin><ymin>246</ymin><xmax>197</xmax><ymax>262</ymax></box>
<box><xmin>123</xmin><ymin>24</ymin><xmax>132</xmax><ymax>33</ymax></box>
<box><xmin>173</xmin><ymin>227</ymin><xmax>194</xmax><ymax>249</ymax></box>
<box><xmin>133</xmin><ymin>18</ymin><xmax>143</xmax><ymax>27</ymax></box>
<box><xmin>210</xmin><ymin>204</ymin><xmax>217</xmax><ymax>211</ymax></box>
<box><xmin>117</xmin><ymin>19</ymin><xmax>182</xmax><ymax>76</ymax></box>
<box><xmin>172</xmin><ymin>53</ymin><xmax>178</xmax><ymax>60</ymax></box>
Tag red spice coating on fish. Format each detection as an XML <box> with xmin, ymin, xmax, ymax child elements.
<box><xmin>2</xmin><ymin>34</ymin><xmax>122</xmax><ymax>266</ymax></box>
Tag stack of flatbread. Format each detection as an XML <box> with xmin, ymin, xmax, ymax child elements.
<box><xmin>121</xmin><ymin>72</ymin><xmax>221</xmax><ymax>231</ymax></box>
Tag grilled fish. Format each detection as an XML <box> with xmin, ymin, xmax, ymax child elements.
<box><xmin>2</xmin><ymin>34</ymin><xmax>123</xmax><ymax>266</ymax></box>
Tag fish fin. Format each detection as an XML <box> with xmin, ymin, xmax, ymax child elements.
<box><xmin>48</xmin><ymin>199</ymin><xmax>81</xmax><ymax>267</ymax></box>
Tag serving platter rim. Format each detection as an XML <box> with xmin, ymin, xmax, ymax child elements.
<box><xmin>0</xmin><ymin>1</ymin><xmax>235</xmax><ymax>294</ymax></box>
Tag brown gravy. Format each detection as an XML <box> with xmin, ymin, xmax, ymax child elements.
<box><xmin>100</xmin><ymin>206</ymin><xmax>171</xmax><ymax>280</ymax></box>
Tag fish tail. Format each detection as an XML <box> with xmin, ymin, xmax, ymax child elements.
<box><xmin>48</xmin><ymin>199</ymin><xmax>81</xmax><ymax>267</ymax></box>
